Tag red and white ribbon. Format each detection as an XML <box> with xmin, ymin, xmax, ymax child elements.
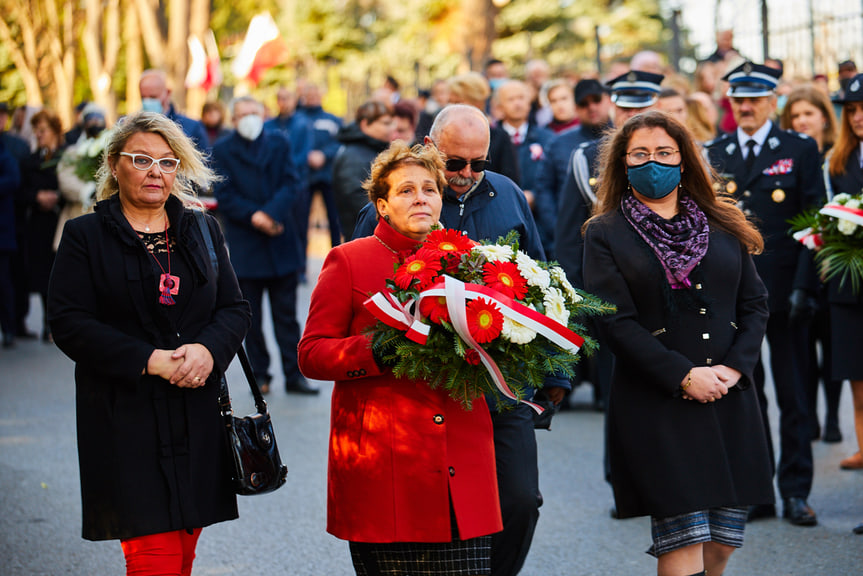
<box><xmin>792</xmin><ymin>227</ymin><xmax>823</xmax><ymax>250</ymax></box>
<box><xmin>364</xmin><ymin>275</ymin><xmax>586</xmax><ymax>413</ymax></box>
<box><xmin>820</xmin><ymin>203</ymin><xmax>863</xmax><ymax>227</ymax></box>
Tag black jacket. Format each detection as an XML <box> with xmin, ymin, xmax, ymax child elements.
<box><xmin>48</xmin><ymin>194</ymin><xmax>251</xmax><ymax>540</ymax></box>
<box><xmin>332</xmin><ymin>122</ymin><xmax>390</xmax><ymax>239</ymax></box>
<box><xmin>584</xmin><ymin>208</ymin><xmax>773</xmax><ymax>518</ymax></box>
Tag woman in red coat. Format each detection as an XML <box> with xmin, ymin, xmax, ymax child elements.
<box><xmin>298</xmin><ymin>141</ymin><xmax>502</xmax><ymax>575</ymax></box>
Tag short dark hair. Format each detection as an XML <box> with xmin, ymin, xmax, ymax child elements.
<box><xmin>356</xmin><ymin>100</ymin><xmax>393</xmax><ymax>125</ymax></box>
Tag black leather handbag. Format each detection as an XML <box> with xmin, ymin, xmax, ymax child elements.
<box><xmin>218</xmin><ymin>348</ymin><xmax>288</xmax><ymax>495</ymax></box>
<box><xmin>195</xmin><ymin>210</ymin><xmax>287</xmax><ymax>495</ymax></box>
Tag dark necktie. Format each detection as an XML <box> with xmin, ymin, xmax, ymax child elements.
<box><xmin>744</xmin><ymin>139</ymin><xmax>758</xmax><ymax>174</ymax></box>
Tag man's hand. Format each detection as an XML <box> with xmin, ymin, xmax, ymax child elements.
<box><xmin>251</xmin><ymin>210</ymin><xmax>284</xmax><ymax>236</ymax></box>
<box><xmin>307</xmin><ymin>150</ymin><xmax>326</xmax><ymax>170</ymax></box>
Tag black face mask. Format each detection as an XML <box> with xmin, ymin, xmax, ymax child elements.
<box><xmin>85</xmin><ymin>123</ymin><xmax>105</xmax><ymax>138</ymax></box>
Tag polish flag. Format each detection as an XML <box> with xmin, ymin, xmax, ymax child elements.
<box><xmin>231</xmin><ymin>13</ymin><xmax>289</xmax><ymax>86</ymax></box>
<box><xmin>185</xmin><ymin>30</ymin><xmax>222</xmax><ymax>91</ymax></box>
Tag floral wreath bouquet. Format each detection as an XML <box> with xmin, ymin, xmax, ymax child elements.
<box><xmin>364</xmin><ymin>228</ymin><xmax>615</xmax><ymax>411</ymax></box>
<box><xmin>791</xmin><ymin>192</ymin><xmax>863</xmax><ymax>294</ymax></box>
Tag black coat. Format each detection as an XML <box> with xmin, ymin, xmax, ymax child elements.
<box><xmin>332</xmin><ymin>123</ymin><xmax>390</xmax><ymax>240</ymax></box>
<box><xmin>584</xmin><ymin>208</ymin><xmax>773</xmax><ymax>519</ymax></box>
<box><xmin>705</xmin><ymin>124</ymin><xmax>825</xmax><ymax>311</ymax></box>
<box><xmin>22</xmin><ymin>147</ymin><xmax>65</xmax><ymax>292</ymax></box>
<box><xmin>48</xmin><ymin>194</ymin><xmax>251</xmax><ymax>540</ymax></box>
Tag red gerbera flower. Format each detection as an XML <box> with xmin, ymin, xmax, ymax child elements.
<box><xmin>394</xmin><ymin>252</ymin><xmax>442</xmax><ymax>290</ymax></box>
<box><xmin>466</xmin><ymin>298</ymin><xmax>503</xmax><ymax>343</ymax></box>
<box><xmin>482</xmin><ymin>261</ymin><xmax>528</xmax><ymax>300</ymax></box>
<box><xmin>422</xmin><ymin>229</ymin><xmax>475</xmax><ymax>259</ymax></box>
<box><xmin>464</xmin><ymin>348</ymin><xmax>481</xmax><ymax>365</ymax></box>
<box><xmin>419</xmin><ymin>295</ymin><xmax>450</xmax><ymax>324</ymax></box>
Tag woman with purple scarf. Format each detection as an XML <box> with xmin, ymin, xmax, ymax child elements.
<box><xmin>583</xmin><ymin>111</ymin><xmax>773</xmax><ymax>576</ymax></box>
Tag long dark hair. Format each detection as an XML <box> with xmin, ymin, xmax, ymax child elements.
<box><xmin>829</xmin><ymin>102</ymin><xmax>862</xmax><ymax>176</ymax></box>
<box><xmin>587</xmin><ymin>110</ymin><xmax>763</xmax><ymax>254</ymax></box>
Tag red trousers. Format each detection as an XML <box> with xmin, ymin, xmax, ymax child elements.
<box><xmin>120</xmin><ymin>528</ymin><xmax>202</xmax><ymax>576</ymax></box>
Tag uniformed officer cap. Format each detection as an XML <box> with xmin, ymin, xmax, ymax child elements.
<box><xmin>723</xmin><ymin>61</ymin><xmax>781</xmax><ymax>98</ymax></box>
<box><xmin>606</xmin><ymin>70</ymin><xmax>664</xmax><ymax>109</ymax></box>
<box><xmin>833</xmin><ymin>73</ymin><xmax>863</xmax><ymax>104</ymax></box>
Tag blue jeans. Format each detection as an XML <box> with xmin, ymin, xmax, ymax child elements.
<box><xmin>239</xmin><ymin>274</ymin><xmax>301</xmax><ymax>385</ymax></box>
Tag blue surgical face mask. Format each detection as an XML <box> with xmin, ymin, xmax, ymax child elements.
<box><xmin>488</xmin><ymin>78</ymin><xmax>506</xmax><ymax>92</ymax></box>
<box><xmin>141</xmin><ymin>98</ymin><xmax>164</xmax><ymax>114</ymax></box>
<box><xmin>627</xmin><ymin>161</ymin><xmax>682</xmax><ymax>200</ymax></box>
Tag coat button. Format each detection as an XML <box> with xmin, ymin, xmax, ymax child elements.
<box><xmin>449</xmin><ymin>466</ymin><xmax>455</xmax><ymax>476</ymax></box>
<box><xmin>706</xmin><ymin>358</ymin><xmax>713</xmax><ymax>365</ymax></box>
<box><xmin>702</xmin><ymin>333</ymin><xmax>710</xmax><ymax>340</ymax></box>
<box><xmin>699</xmin><ymin>308</ymin><xmax>707</xmax><ymax>315</ymax></box>
<box><xmin>359</xmin><ymin>369</ymin><xmax>366</xmax><ymax>376</ymax></box>
<box><xmin>433</xmin><ymin>414</ymin><xmax>445</xmax><ymax>425</ymax></box>
<box><xmin>694</xmin><ymin>283</ymin><xmax>702</xmax><ymax>290</ymax></box>
<box><xmin>743</xmin><ymin>190</ymin><xmax>751</xmax><ymax>197</ymax></box>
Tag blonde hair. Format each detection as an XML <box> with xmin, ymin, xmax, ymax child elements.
<box><xmin>97</xmin><ymin>111</ymin><xmax>219</xmax><ymax>206</ymax></box>
<box><xmin>364</xmin><ymin>141</ymin><xmax>446</xmax><ymax>217</ymax></box>
<box><xmin>447</xmin><ymin>73</ymin><xmax>491</xmax><ymax>110</ymax></box>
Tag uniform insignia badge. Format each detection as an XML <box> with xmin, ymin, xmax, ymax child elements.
<box><xmin>772</xmin><ymin>189</ymin><xmax>786</xmax><ymax>203</ymax></box>
<box><xmin>768</xmin><ymin>137</ymin><xmax>780</xmax><ymax>150</ymax></box>
<box><xmin>764</xmin><ymin>158</ymin><xmax>794</xmax><ymax>175</ymax></box>
<box><xmin>726</xmin><ymin>142</ymin><xmax>736</xmax><ymax>155</ymax></box>
<box><xmin>726</xmin><ymin>181</ymin><xmax>738</xmax><ymax>193</ymax></box>
<box><xmin>627</xmin><ymin>71</ymin><xmax>637</xmax><ymax>82</ymax></box>
<box><xmin>588</xmin><ymin>177</ymin><xmax>597</xmax><ymax>186</ymax></box>
<box><xmin>743</xmin><ymin>62</ymin><xmax>753</xmax><ymax>75</ymax></box>
<box><xmin>529</xmin><ymin>143</ymin><xmax>544</xmax><ymax>161</ymax></box>
<box><xmin>712</xmin><ymin>182</ymin><xmax>722</xmax><ymax>191</ymax></box>
<box><xmin>851</xmin><ymin>79</ymin><xmax>861</xmax><ymax>92</ymax></box>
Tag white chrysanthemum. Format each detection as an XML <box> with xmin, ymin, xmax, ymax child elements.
<box><xmin>543</xmin><ymin>287</ymin><xmax>569</xmax><ymax>325</ymax></box>
<box><xmin>838</xmin><ymin>218</ymin><xmax>858</xmax><ymax>236</ymax></box>
<box><xmin>846</xmin><ymin>198</ymin><xmax>861</xmax><ymax>210</ymax></box>
<box><xmin>550</xmin><ymin>266</ymin><xmax>582</xmax><ymax>304</ymax></box>
<box><xmin>472</xmin><ymin>244</ymin><xmax>514</xmax><ymax>263</ymax></box>
<box><xmin>501</xmin><ymin>316</ymin><xmax>537</xmax><ymax>344</ymax></box>
<box><xmin>515</xmin><ymin>251</ymin><xmax>550</xmax><ymax>289</ymax></box>
<box><xmin>834</xmin><ymin>193</ymin><xmax>851</xmax><ymax>204</ymax></box>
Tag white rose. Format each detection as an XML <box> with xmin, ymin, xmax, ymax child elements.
<box><xmin>846</xmin><ymin>198</ymin><xmax>861</xmax><ymax>210</ymax></box>
<box><xmin>833</xmin><ymin>193</ymin><xmax>851</xmax><ymax>204</ymax></box>
<box><xmin>837</xmin><ymin>218</ymin><xmax>858</xmax><ymax>236</ymax></box>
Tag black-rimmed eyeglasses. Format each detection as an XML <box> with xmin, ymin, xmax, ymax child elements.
<box><xmin>120</xmin><ymin>152</ymin><xmax>181</xmax><ymax>173</ymax></box>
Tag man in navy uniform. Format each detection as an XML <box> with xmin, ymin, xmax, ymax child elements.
<box><xmin>705</xmin><ymin>61</ymin><xmax>824</xmax><ymax>526</ymax></box>
<box><xmin>533</xmin><ymin>78</ymin><xmax>611</xmax><ymax>259</ymax></box>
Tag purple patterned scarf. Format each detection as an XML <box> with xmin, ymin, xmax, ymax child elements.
<box><xmin>621</xmin><ymin>193</ymin><xmax>709</xmax><ymax>289</ymax></box>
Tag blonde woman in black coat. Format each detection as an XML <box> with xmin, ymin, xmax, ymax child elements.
<box><xmin>48</xmin><ymin>112</ymin><xmax>251</xmax><ymax>575</ymax></box>
<box><xmin>583</xmin><ymin>111</ymin><xmax>773</xmax><ymax>576</ymax></box>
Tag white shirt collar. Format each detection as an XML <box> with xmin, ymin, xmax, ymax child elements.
<box><xmin>502</xmin><ymin>122</ymin><xmax>528</xmax><ymax>139</ymax></box>
<box><xmin>737</xmin><ymin>120</ymin><xmax>772</xmax><ymax>150</ymax></box>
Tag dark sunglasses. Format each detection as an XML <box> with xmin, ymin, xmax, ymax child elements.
<box><xmin>444</xmin><ymin>157</ymin><xmax>490</xmax><ymax>172</ymax></box>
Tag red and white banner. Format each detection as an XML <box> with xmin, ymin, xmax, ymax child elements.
<box><xmin>820</xmin><ymin>203</ymin><xmax>863</xmax><ymax>227</ymax></box>
<box><xmin>364</xmin><ymin>275</ymin><xmax>585</xmax><ymax>413</ymax></box>
<box><xmin>231</xmin><ymin>13</ymin><xmax>289</xmax><ymax>86</ymax></box>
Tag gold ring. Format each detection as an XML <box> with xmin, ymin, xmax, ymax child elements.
<box><xmin>193</xmin><ymin>376</ymin><xmax>201</xmax><ymax>382</ymax></box>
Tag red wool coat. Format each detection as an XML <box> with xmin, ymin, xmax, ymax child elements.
<box><xmin>298</xmin><ymin>220</ymin><xmax>502</xmax><ymax>543</ymax></box>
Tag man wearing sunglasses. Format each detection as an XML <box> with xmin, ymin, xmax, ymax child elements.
<box><xmin>353</xmin><ymin>103</ymin><xmax>567</xmax><ymax>576</ymax></box>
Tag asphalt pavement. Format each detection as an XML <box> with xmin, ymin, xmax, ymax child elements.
<box><xmin>2</xmin><ymin>254</ymin><xmax>862</xmax><ymax>575</ymax></box>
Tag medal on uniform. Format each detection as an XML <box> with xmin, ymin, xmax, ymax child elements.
<box><xmin>726</xmin><ymin>181</ymin><xmax>737</xmax><ymax>194</ymax></box>
<box><xmin>772</xmin><ymin>189</ymin><xmax>786</xmax><ymax>203</ymax></box>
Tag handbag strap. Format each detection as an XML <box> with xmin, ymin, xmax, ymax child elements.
<box><xmin>193</xmin><ymin>210</ymin><xmax>268</xmax><ymax>416</ymax></box>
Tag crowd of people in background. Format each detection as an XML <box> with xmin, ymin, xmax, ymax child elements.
<box><xmin>3</xmin><ymin>25</ymin><xmax>863</xmax><ymax>575</ymax></box>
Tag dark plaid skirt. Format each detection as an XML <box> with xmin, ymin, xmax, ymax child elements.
<box><xmin>349</xmin><ymin>507</ymin><xmax>492</xmax><ymax>576</ymax></box>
